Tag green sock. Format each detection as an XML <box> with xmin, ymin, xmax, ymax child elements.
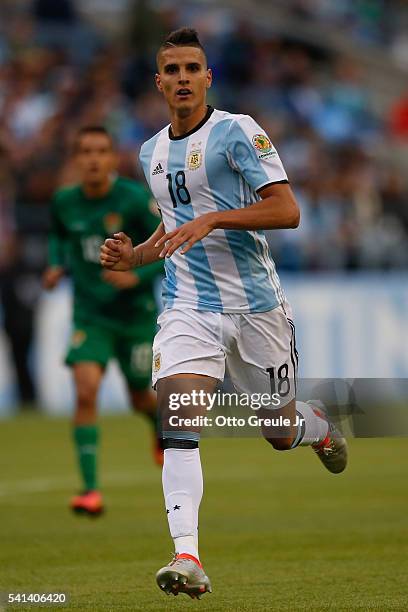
<box><xmin>73</xmin><ymin>425</ymin><xmax>99</xmax><ymax>492</ymax></box>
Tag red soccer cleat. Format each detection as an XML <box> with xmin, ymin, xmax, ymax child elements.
<box><xmin>309</xmin><ymin>402</ymin><xmax>348</xmax><ymax>474</ymax></box>
<box><xmin>70</xmin><ymin>490</ymin><xmax>104</xmax><ymax>516</ymax></box>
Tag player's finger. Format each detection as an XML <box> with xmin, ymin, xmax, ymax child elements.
<box><xmin>180</xmin><ymin>239</ymin><xmax>196</xmax><ymax>254</ymax></box>
<box><xmin>113</xmin><ymin>231</ymin><xmax>132</xmax><ymax>244</ymax></box>
<box><xmin>159</xmin><ymin>234</ymin><xmax>186</xmax><ymax>257</ymax></box>
<box><xmin>156</xmin><ymin>237</ymin><xmax>172</xmax><ymax>251</ymax></box>
<box><xmin>155</xmin><ymin>229</ymin><xmax>178</xmax><ymax>248</ymax></box>
<box><xmin>161</xmin><ymin>234</ymin><xmax>190</xmax><ymax>258</ymax></box>
<box><xmin>102</xmin><ymin>243</ymin><xmax>121</xmax><ymax>257</ymax></box>
<box><xmin>104</xmin><ymin>238</ymin><xmax>120</xmax><ymax>250</ymax></box>
<box><xmin>159</xmin><ymin>238</ymin><xmax>173</xmax><ymax>258</ymax></box>
<box><xmin>100</xmin><ymin>250</ymin><xmax>120</xmax><ymax>262</ymax></box>
<box><xmin>101</xmin><ymin>251</ymin><xmax>120</xmax><ymax>261</ymax></box>
<box><xmin>100</xmin><ymin>255</ymin><xmax>120</xmax><ymax>268</ymax></box>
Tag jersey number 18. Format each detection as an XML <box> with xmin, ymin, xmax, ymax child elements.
<box><xmin>166</xmin><ymin>171</ymin><xmax>191</xmax><ymax>208</ymax></box>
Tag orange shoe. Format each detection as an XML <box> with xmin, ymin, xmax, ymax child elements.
<box><xmin>70</xmin><ymin>490</ymin><xmax>104</xmax><ymax>516</ymax></box>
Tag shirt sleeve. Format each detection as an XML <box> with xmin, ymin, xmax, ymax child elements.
<box><xmin>226</xmin><ymin>115</ymin><xmax>288</xmax><ymax>192</ymax></box>
<box><xmin>48</xmin><ymin>197</ymin><xmax>67</xmax><ymax>267</ymax></box>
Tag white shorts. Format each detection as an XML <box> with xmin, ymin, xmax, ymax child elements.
<box><xmin>152</xmin><ymin>303</ymin><xmax>298</xmax><ymax>406</ymax></box>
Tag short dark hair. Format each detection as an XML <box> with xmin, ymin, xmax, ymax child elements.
<box><xmin>74</xmin><ymin>125</ymin><xmax>114</xmax><ymax>151</ymax></box>
<box><xmin>157</xmin><ymin>27</ymin><xmax>206</xmax><ymax>66</ymax></box>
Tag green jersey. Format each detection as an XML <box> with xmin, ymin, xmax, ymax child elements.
<box><xmin>48</xmin><ymin>177</ymin><xmax>162</xmax><ymax>331</ymax></box>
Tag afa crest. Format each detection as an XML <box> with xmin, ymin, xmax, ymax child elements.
<box><xmin>104</xmin><ymin>213</ymin><xmax>123</xmax><ymax>234</ymax></box>
<box><xmin>153</xmin><ymin>352</ymin><xmax>161</xmax><ymax>372</ymax></box>
<box><xmin>188</xmin><ymin>149</ymin><xmax>202</xmax><ymax>171</ymax></box>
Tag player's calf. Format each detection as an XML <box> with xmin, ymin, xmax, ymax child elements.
<box><xmin>264</xmin><ymin>436</ymin><xmax>295</xmax><ymax>451</ymax></box>
<box><xmin>156</xmin><ymin>375</ymin><xmax>218</xmax><ymax>597</ymax></box>
<box><xmin>260</xmin><ymin>400</ymin><xmax>298</xmax><ymax>450</ymax></box>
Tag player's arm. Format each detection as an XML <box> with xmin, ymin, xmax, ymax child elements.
<box><xmin>154</xmin><ymin>183</ymin><xmax>299</xmax><ymax>257</ymax></box>
<box><xmin>130</xmin><ymin>195</ymin><xmax>165</xmax><ymax>285</ymax></box>
<box><xmin>102</xmin><ymin>196</ymin><xmax>164</xmax><ymax>287</ymax></box>
<box><xmin>208</xmin><ymin>182</ymin><xmax>299</xmax><ymax>229</ymax></box>
<box><xmin>42</xmin><ymin>198</ymin><xmax>67</xmax><ymax>289</ymax></box>
<box><xmin>100</xmin><ymin>222</ymin><xmax>165</xmax><ymax>271</ymax></box>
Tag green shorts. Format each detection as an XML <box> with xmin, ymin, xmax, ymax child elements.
<box><xmin>65</xmin><ymin>316</ymin><xmax>156</xmax><ymax>390</ymax></box>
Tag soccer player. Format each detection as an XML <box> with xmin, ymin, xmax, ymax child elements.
<box><xmin>43</xmin><ymin>126</ymin><xmax>163</xmax><ymax>516</ymax></box>
<box><xmin>100</xmin><ymin>29</ymin><xmax>347</xmax><ymax>597</ymax></box>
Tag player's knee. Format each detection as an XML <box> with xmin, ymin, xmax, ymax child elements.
<box><xmin>76</xmin><ymin>382</ymin><xmax>98</xmax><ymax>411</ymax></box>
<box><xmin>264</xmin><ymin>436</ymin><xmax>294</xmax><ymax>451</ymax></box>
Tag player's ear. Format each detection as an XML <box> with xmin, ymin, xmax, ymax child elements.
<box><xmin>155</xmin><ymin>73</ymin><xmax>163</xmax><ymax>93</ymax></box>
<box><xmin>206</xmin><ymin>68</ymin><xmax>212</xmax><ymax>89</ymax></box>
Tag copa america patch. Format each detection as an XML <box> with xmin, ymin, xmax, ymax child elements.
<box><xmin>252</xmin><ymin>133</ymin><xmax>273</xmax><ymax>153</ymax></box>
<box><xmin>252</xmin><ymin>134</ymin><xmax>278</xmax><ymax>160</ymax></box>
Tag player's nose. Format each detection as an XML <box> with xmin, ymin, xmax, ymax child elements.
<box><xmin>178</xmin><ymin>69</ymin><xmax>189</xmax><ymax>83</ymax></box>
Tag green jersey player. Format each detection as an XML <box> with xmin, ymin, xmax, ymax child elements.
<box><xmin>43</xmin><ymin>126</ymin><xmax>163</xmax><ymax>516</ymax></box>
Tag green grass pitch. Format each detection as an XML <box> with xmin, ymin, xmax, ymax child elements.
<box><xmin>0</xmin><ymin>413</ymin><xmax>407</xmax><ymax>611</ymax></box>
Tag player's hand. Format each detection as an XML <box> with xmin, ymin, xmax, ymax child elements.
<box><xmin>154</xmin><ymin>213</ymin><xmax>217</xmax><ymax>258</ymax></box>
<box><xmin>42</xmin><ymin>266</ymin><xmax>64</xmax><ymax>289</ymax></box>
<box><xmin>100</xmin><ymin>232</ymin><xmax>135</xmax><ymax>271</ymax></box>
<box><xmin>102</xmin><ymin>270</ymin><xmax>139</xmax><ymax>289</ymax></box>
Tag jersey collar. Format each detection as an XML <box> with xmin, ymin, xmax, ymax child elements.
<box><xmin>168</xmin><ymin>106</ymin><xmax>214</xmax><ymax>141</ymax></box>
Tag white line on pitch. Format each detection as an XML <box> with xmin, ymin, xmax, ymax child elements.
<box><xmin>0</xmin><ymin>471</ymin><xmax>156</xmax><ymax>498</ymax></box>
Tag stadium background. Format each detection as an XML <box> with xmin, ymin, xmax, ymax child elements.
<box><xmin>1</xmin><ymin>3</ymin><xmax>408</xmax><ymax>611</ymax></box>
<box><xmin>1</xmin><ymin>0</ymin><xmax>408</xmax><ymax>414</ymax></box>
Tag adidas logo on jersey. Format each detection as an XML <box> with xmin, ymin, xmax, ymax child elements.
<box><xmin>152</xmin><ymin>163</ymin><xmax>164</xmax><ymax>175</ymax></box>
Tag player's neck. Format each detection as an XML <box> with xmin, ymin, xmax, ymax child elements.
<box><xmin>82</xmin><ymin>176</ymin><xmax>113</xmax><ymax>199</ymax></box>
<box><xmin>170</xmin><ymin>104</ymin><xmax>209</xmax><ymax>138</ymax></box>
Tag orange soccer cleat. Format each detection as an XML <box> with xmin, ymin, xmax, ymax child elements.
<box><xmin>70</xmin><ymin>490</ymin><xmax>104</xmax><ymax>516</ymax></box>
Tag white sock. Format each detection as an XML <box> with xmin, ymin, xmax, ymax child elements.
<box><xmin>162</xmin><ymin>448</ymin><xmax>203</xmax><ymax>560</ymax></box>
<box><xmin>291</xmin><ymin>401</ymin><xmax>329</xmax><ymax>447</ymax></box>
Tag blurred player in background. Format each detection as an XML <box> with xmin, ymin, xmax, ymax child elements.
<box><xmin>101</xmin><ymin>29</ymin><xmax>347</xmax><ymax>597</ymax></box>
<box><xmin>0</xmin><ymin>144</ymin><xmax>37</xmax><ymax>408</ymax></box>
<box><xmin>43</xmin><ymin>126</ymin><xmax>163</xmax><ymax>516</ymax></box>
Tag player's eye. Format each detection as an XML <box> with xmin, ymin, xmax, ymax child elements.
<box><xmin>188</xmin><ymin>63</ymin><xmax>200</xmax><ymax>72</ymax></box>
<box><xmin>165</xmin><ymin>65</ymin><xmax>178</xmax><ymax>74</ymax></box>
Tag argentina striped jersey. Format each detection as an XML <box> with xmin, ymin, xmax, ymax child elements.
<box><xmin>139</xmin><ymin>106</ymin><xmax>287</xmax><ymax>313</ymax></box>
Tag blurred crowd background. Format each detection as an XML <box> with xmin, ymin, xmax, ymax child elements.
<box><xmin>0</xmin><ymin>0</ymin><xmax>407</xmax><ymax>406</ymax></box>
